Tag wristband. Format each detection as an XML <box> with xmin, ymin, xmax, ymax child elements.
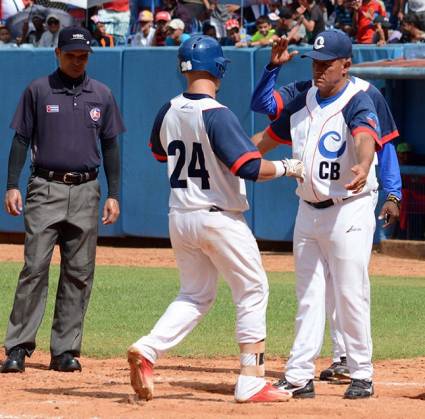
<box><xmin>386</xmin><ymin>193</ymin><xmax>401</xmax><ymax>208</ymax></box>
<box><xmin>271</xmin><ymin>160</ymin><xmax>287</xmax><ymax>178</ymax></box>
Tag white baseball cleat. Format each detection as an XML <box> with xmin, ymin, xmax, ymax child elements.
<box><xmin>236</xmin><ymin>383</ymin><xmax>292</xmax><ymax>403</ymax></box>
<box><xmin>127</xmin><ymin>345</ymin><xmax>154</xmax><ymax>401</ymax></box>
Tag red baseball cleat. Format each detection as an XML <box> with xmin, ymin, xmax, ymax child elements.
<box><xmin>127</xmin><ymin>346</ymin><xmax>154</xmax><ymax>401</ymax></box>
<box><xmin>236</xmin><ymin>383</ymin><xmax>292</xmax><ymax>403</ymax></box>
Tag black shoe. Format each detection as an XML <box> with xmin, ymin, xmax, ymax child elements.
<box><xmin>333</xmin><ymin>357</ymin><xmax>350</xmax><ymax>380</ymax></box>
<box><xmin>1</xmin><ymin>346</ymin><xmax>26</xmax><ymax>373</ymax></box>
<box><xmin>273</xmin><ymin>377</ymin><xmax>315</xmax><ymax>399</ymax></box>
<box><xmin>49</xmin><ymin>352</ymin><xmax>82</xmax><ymax>372</ymax></box>
<box><xmin>319</xmin><ymin>359</ymin><xmax>344</xmax><ymax>381</ymax></box>
<box><xmin>344</xmin><ymin>379</ymin><xmax>374</xmax><ymax>399</ymax></box>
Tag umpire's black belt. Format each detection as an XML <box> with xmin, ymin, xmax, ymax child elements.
<box><xmin>304</xmin><ymin>197</ymin><xmax>350</xmax><ymax>209</ymax></box>
<box><xmin>33</xmin><ymin>167</ymin><xmax>98</xmax><ymax>185</ymax></box>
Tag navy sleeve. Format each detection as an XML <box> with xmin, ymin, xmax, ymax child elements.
<box><xmin>377</xmin><ymin>142</ymin><xmax>402</xmax><ymax>200</ymax></box>
<box><xmin>100</xmin><ymin>91</ymin><xmax>126</xmax><ymax>139</ymax></box>
<box><xmin>250</xmin><ymin>65</ymin><xmax>281</xmax><ymax>116</ymax></box>
<box><xmin>343</xmin><ymin>91</ymin><xmax>381</xmax><ymax>146</ymax></box>
<box><xmin>275</xmin><ymin>80</ymin><xmax>313</xmax><ymax>120</ymax></box>
<box><xmin>10</xmin><ymin>86</ymin><xmax>35</xmax><ymax>138</ymax></box>
<box><xmin>365</xmin><ymin>84</ymin><xmax>399</xmax><ymax>144</ymax></box>
<box><xmin>266</xmin><ymin>90</ymin><xmax>309</xmax><ymax>145</ymax></box>
<box><xmin>203</xmin><ymin>107</ymin><xmax>262</xmax><ymax>176</ymax></box>
<box><xmin>149</xmin><ymin>102</ymin><xmax>171</xmax><ymax>162</ymax></box>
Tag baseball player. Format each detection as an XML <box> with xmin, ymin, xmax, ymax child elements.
<box><xmin>127</xmin><ymin>35</ymin><xmax>304</xmax><ymax>403</ymax></box>
<box><xmin>250</xmin><ymin>35</ymin><xmax>401</xmax><ymax>382</ymax></box>
<box><xmin>255</xmin><ymin>29</ymin><xmax>382</xmax><ymax>399</ymax></box>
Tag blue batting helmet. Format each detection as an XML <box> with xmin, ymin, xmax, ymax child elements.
<box><xmin>178</xmin><ymin>35</ymin><xmax>230</xmax><ymax>79</ymax></box>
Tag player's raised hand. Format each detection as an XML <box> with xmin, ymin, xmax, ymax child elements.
<box><xmin>4</xmin><ymin>189</ymin><xmax>23</xmax><ymax>216</ymax></box>
<box><xmin>345</xmin><ymin>164</ymin><xmax>368</xmax><ymax>194</ymax></box>
<box><xmin>270</xmin><ymin>36</ymin><xmax>298</xmax><ymax>67</ymax></box>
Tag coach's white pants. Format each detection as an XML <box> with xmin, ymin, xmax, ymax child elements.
<box><xmin>326</xmin><ymin>283</ymin><xmax>346</xmax><ymax>362</ymax></box>
<box><xmin>285</xmin><ymin>193</ymin><xmax>376</xmax><ymax>386</ymax></box>
<box><xmin>133</xmin><ymin>208</ymin><xmax>269</xmax><ymax>363</ymax></box>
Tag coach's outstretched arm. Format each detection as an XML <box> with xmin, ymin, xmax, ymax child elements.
<box><xmin>345</xmin><ymin>132</ymin><xmax>377</xmax><ymax>194</ymax></box>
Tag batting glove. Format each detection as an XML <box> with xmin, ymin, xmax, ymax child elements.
<box><xmin>283</xmin><ymin>158</ymin><xmax>305</xmax><ymax>181</ymax></box>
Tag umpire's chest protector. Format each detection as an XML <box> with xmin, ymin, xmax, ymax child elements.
<box><xmin>290</xmin><ymin>81</ymin><xmax>378</xmax><ymax>202</ymax></box>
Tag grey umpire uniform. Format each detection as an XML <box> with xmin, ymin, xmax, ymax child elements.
<box><xmin>4</xmin><ymin>66</ymin><xmax>125</xmax><ymax>358</ymax></box>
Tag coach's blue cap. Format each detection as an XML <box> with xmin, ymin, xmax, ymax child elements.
<box><xmin>301</xmin><ymin>30</ymin><xmax>352</xmax><ymax>61</ymax></box>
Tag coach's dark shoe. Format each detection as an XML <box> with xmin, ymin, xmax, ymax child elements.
<box><xmin>344</xmin><ymin>379</ymin><xmax>374</xmax><ymax>399</ymax></box>
<box><xmin>49</xmin><ymin>352</ymin><xmax>82</xmax><ymax>372</ymax></box>
<box><xmin>1</xmin><ymin>346</ymin><xmax>26</xmax><ymax>373</ymax></box>
<box><xmin>273</xmin><ymin>377</ymin><xmax>315</xmax><ymax>399</ymax></box>
<box><xmin>319</xmin><ymin>358</ymin><xmax>345</xmax><ymax>381</ymax></box>
<box><xmin>334</xmin><ymin>357</ymin><xmax>350</xmax><ymax>380</ymax></box>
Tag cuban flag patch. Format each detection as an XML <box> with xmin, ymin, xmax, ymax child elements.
<box><xmin>90</xmin><ymin>107</ymin><xmax>101</xmax><ymax>122</ymax></box>
<box><xmin>46</xmin><ymin>105</ymin><xmax>59</xmax><ymax>113</ymax></box>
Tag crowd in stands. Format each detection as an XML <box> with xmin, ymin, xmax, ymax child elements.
<box><xmin>1</xmin><ymin>0</ymin><xmax>425</xmax><ymax>48</ymax></box>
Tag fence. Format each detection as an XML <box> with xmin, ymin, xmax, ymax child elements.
<box><xmin>0</xmin><ymin>45</ymin><xmax>424</xmax><ymax>242</ymax></box>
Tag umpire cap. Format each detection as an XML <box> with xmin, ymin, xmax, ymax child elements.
<box><xmin>58</xmin><ymin>26</ymin><xmax>93</xmax><ymax>52</ymax></box>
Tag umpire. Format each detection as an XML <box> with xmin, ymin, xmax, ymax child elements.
<box><xmin>1</xmin><ymin>27</ymin><xmax>125</xmax><ymax>373</ymax></box>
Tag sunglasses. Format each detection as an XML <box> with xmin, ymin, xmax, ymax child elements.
<box><xmin>48</xmin><ymin>19</ymin><xmax>60</xmax><ymax>25</ymax></box>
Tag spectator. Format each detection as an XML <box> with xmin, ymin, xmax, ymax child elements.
<box><xmin>165</xmin><ymin>18</ymin><xmax>191</xmax><ymax>45</ymax></box>
<box><xmin>397</xmin><ymin>0</ymin><xmax>425</xmax><ymax>30</ymax></box>
<box><xmin>130</xmin><ymin>10</ymin><xmax>155</xmax><ymax>46</ymax></box>
<box><xmin>373</xmin><ymin>13</ymin><xmax>394</xmax><ymax>42</ymax></box>
<box><xmin>180</xmin><ymin>0</ymin><xmax>208</xmax><ymax>21</ymax></box>
<box><xmin>18</xmin><ymin>12</ymin><xmax>45</xmax><ymax>47</ymax></box>
<box><xmin>205</xmin><ymin>0</ymin><xmax>231</xmax><ymax>39</ymax></box>
<box><xmin>352</xmin><ymin>0</ymin><xmax>386</xmax><ymax>44</ymax></box>
<box><xmin>202</xmin><ymin>21</ymin><xmax>217</xmax><ymax>38</ymax></box>
<box><xmin>152</xmin><ymin>11</ymin><xmax>171</xmax><ymax>46</ymax></box>
<box><xmin>98</xmin><ymin>0</ymin><xmax>130</xmax><ymax>44</ymax></box>
<box><xmin>400</xmin><ymin>12</ymin><xmax>425</xmax><ymax>40</ymax></box>
<box><xmin>333</xmin><ymin>0</ymin><xmax>354</xmax><ymax>36</ymax></box>
<box><xmin>163</xmin><ymin>0</ymin><xmax>193</xmax><ymax>33</ymax></box>
<box><xmin>221</xmin><ymin>18</ymin><xmax>242</xmax><ymax>45</ymax></box>
<box><xmin>38</xmin><ymin>14</ymin><xmax>61</xmax><ymax>47</ymax></box>
<box><xmin>276</xmin><ymin>6</ymin><xmax>307</xmax><ymax>43</ymax></box>
<box><xmin>91</xmin><ymin>16</ymin><xmax>115</xmax><ymax>47</ymax></box>
<box><xmin>295</xmin><ymin>0</ymin><xmax>326</xmax><ymax>43</ymax></box>
<box><xmin>0</xmin><ymin>24</ymin><xmax>17</xmax><ymax>47</ymax></box>
<box><xmin>249</xmin><ymin>15</ymin><xmax>278</xmax><ymax>46</ymax></box>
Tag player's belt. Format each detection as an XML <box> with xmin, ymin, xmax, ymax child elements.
<box><xmin>209</xmin><ymin>205</ymin><xmax>223</xmax><ymax>212</ymax></box>
<box><xmin>304</xmin><ymin>198</ymin><xmax>351</xmax><ymax>209</ymax></box>
<box><xmin>33</xmin><ymin>167</ymin><xmax>98</xmax><ymax>185</ymax></box>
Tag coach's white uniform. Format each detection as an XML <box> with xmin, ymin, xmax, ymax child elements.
<box><xmin>133</xmin><ymin>93</ymin><xmax>269</xmax><ymax>399</ymax></box>
<box><xmin>267</xmin><ymin>80</ymin><xmax>381</xmax><ymax>384</ymax></box>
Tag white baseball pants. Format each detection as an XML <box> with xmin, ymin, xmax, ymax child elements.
<box><xmin>285</xmin><ymin>192</ymin><xmax>376</xmax><ymax>386</ymax></box>
<box><xmin>132</xmin><ymin>208</ymin><xmax>269</xmax><ymax>363</ymax></box>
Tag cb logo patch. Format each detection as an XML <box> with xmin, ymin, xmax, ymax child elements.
<box><xmin>318</xmin><ymin>131</ymin><xmax>346</xmax><ymax>159</ymax></box>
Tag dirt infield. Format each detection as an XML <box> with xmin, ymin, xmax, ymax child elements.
<box><xmin>1</xmin><ymin>245</ymin><xmax>424</xmax><ymax>418</ymax></box>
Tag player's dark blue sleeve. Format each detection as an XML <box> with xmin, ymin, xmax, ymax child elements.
<box><xmin>365</xmin><ymin>84</ymin><xmax>399</xmax><ymax>144</ymax></box>
<box><xmin>203</xmin><ymin>107</ymin><xmax>262</xmax><ymax>181</ymax></box>
<box><xmin>265</xmin><ymin>90</ymin><xmax>308</xmax><ymax>145</ymax></box>
<box><xmin>343</xmin><ymin>91</ymin><xmax>381</xmax><ymax>148</ymax></box>
<box><xmin>250</xmin><ymin>65</ymin><xmax>281</xmax><ymax>116</ymax></box>
<box><xmin>377</xmin><ymin>142</ymin><xmax>402</xmax><ymax>200</ymax></box>
<box><xmin>149</xmin><ymin>102</ymin><xmax>170</xmax><ymax>163</ymax></box>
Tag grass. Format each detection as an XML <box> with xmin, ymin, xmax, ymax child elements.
<box><xmin>0</xmin><ymin>262</ymin><xmax>424</xmax><ymax>360</ymax></box>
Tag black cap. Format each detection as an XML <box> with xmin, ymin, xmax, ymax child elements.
<box><xmin>58</xmin><ymin>26</ymin><xmax>93</xmax><ymax>52</ymax></box>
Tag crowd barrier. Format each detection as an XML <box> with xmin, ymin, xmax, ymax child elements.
<box><xmin>0</xmin><ymin>45</ymin><xmax>423</xmax><ymax>242</ymax></box>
